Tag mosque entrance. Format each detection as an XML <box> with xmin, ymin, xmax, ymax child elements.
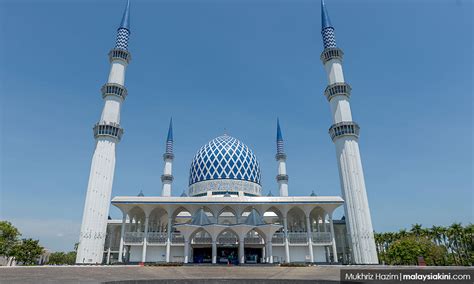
<box><xmin>244</xmin><ymin>247</ymin><xmax>263</xmax><ymax>264</ymax></box>
<box><xmin>217</xmin><ymin>247</ymin><xmax>238</xmax><ymax>264</ymax></box>
<box><xmin>192</xmin><ymin>247</ymin><xmax>212</xmax><ymax>263</ymax></box>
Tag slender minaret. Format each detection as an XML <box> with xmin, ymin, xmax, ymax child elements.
<box><xmin>275</xmin><ymin>118</ymin><xmax>288</xmax><ymax>197</ymax></box>
<box><xmin>76</xmin><ymin>0</ymin><xmax>132</xmax><ymax>264</ymax></box>
<box><xmin>319</xmin><ymin>0</ymin><xmax>378</xmax><ymax>264</ymax></box>
<box><xmin>161</xmin><ymin>118</ymin><xmax>174</xmax><ymax>196</ymax></box>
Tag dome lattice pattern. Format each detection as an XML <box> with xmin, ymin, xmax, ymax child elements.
<box><xmin>189</xmin><ymin>135</ymin><xmax>261</xmax><ymax>186</ymax></box>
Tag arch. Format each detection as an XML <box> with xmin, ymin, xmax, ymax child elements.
<box><xmin>172</xmin><ymin>207</ymin><xmax>192</xmax><ymax>225</ymax></box>
<box><xmin>148</xmin><ymin>207</ymin><xmax>169</xmax><ymax>233</ymax></box>
<box><xmin>127</xmin><ymin>206</ymin><xmax>146</xmax><ymax>232</ymax></box>
<box><xmin>216</xmin><ymin>228</ymin><xmax>239</xmax><ymax>245</ymax></box>
<box><xmin>217</xmin><ymin>206</ymin><xmax>237</xmax><ymax>225</ymax></box>
<box><xmin>309</xmin><ymin>206</ymin><xmax>327</xmax><ymax>233</ymax></box>
<box><xmin>263</xmin><ymin>206</ymin><xmax>283</xmax><ymax>226</ymax></box>
<box><xmin>190</xmin><ymin>227</ymin><xmax>212</xmax><ymax>245</ymax></box>
<box><xmin>287</xmin><ymin>206</ymin><xmax>306</xmax><ymax>232</ymax></box>
<box><xmin>241</xmin><ymin>206</ymin><xmax>262</xmax><ymax>219</ymax></box>
<box><xmin>244</xmin><ymin>228</ymin><xmax>265</xmax><ymax>245</ymax></box>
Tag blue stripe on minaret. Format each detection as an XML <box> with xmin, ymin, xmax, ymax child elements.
<box><xmin>276</xmin><ymin>118</ymin><xmax>284</xmax><ymax>154</ymax></box>
<box><xmin>321</xmin><ymin>0</ymin><xmax>337</xmax><ymax>49</ymax></box>
<box><xmin>115</xmin><ymin>0</ymin><xmax>131</xmax><ymax>50</ymax></box>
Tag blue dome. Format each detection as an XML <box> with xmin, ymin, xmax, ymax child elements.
<box><xmin>189</xmin><ymin>135</ymin><xmax>261</xmax><ymax>186</ymax></box>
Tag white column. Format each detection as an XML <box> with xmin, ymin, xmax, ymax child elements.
<box><xmin>161</xmin><ymin>157</ymin><xmax>173</xmax><ymax>197</ymax></box>
<box><xmin>184</xmin><ymin>240</ymin><xmax>190</xmax><ymax>264</ymax></box>
<box><xmin>141</xmin><ymin>217</ymin><xmax>149</xmax><ymax>263</ymax></box>
<box><xmin>305</xmin><ymin>216</ymin><xmax>314</xmax><ymax>263</ymax></box>
<box><xmin>118</xmin><ymin>213</ymin><xmax>126</xmax><ymax>263</ymax></box>
<box><xmin>166</xmin><ymin>216</ymin><xmax>172</xmax><ymax>263</ymax></box>
<box><xmin>277</xmin><ymin>158</ymin><xmax>288</xmax><ymax>197</ymax></box>
<box><xmin>329</xmin><ymin>214</ymin><xmax>338</xmax><ymax>263</ymax></box>
<box><xmin>106</xmin><ymin>248</ymin><xmax>111</xmax><ymax>265</ymax></box>
<box><xmin>212</xmin><ymin>240</ymin><xmax>217</xmax><ymax>264</ymax></box>
<box><xmin>283</xmin><ymin>216</ymin><xmax>290</xmax><ymax>263</ymax></box>
<box><xmin>267</xmin><ymin>239</ymin><xmax>273</xmax><ymax>264</ymax></box>
<box><xmin>239</xmin><ymin>237</ymin><xmax>245</xmax><ymax>264</ymax></box>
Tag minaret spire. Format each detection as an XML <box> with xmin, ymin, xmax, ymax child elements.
<box><xmin>275</xmin><ymin>118</ymin><xmax>288</xmax><ymax>197</ymax></box>
<box><xmin>116</xmin><ymin>0</ymin><xmax>131</xmax><ymax>50</ymax></box>
<box><xmin>320</xmin><ymin>0</ymin><xmax>337</xmax><ymax>49</ymax></box>
<box><xmin>161</xmin><ymin>118</ymin><xmax>174</xmax><ymax>197</ymax></box>
<box><xmin>166</xmin><ymin>118</ymin><xmax>173</xmax><ymax>154</ymax></box>
<box><xmin>319</xmin><ymin>0</ymin><xmax>378</xmax><ymax>264</ymax></box>
<box><xmin>76</xmin><ymin>0</ymin><xmax>132</xmax><ymax>264</ymax></box>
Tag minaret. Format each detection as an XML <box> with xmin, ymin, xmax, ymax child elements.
<box><xmin>161</xmin><ymin>118</ymin><xmax>174</xmax><ymax>196</ymax></box>
<box><xmin>76</xmin><ymin>0</ymin><xmax>132</xmax><ymax>264</ymax></box>
<box><xmin>319</xmin><ymin>0</ymin><xmax>378</xmax><ymax>264</ymax></box>
<box><xmin>275</xmin><ymin>118</ymin><xmax>288</xmax><ymax>197</ymax></box>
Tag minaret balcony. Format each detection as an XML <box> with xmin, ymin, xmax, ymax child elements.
<box><xmin>276</xmin><ymin>174</ymin><xmax>289</xmax><ymax>182</ymax></box>
<box><xmin>93</xmin><ymin>121</ymin><xmax>124</xmax><ymax>141</ymax></box>
<box><xmin>161</xmin><ymin>174</ymin><xmax>174</xmax><ymax>182</ymax></box>
<box><xmin>320</xmin><ymin>47</ymin><xmax>344</xmax><ymax>64</ymax></box>
<box><xmin>324</xmin><ymin>82</ymin><xmax>351</xmax><ymax>101</ymax></box>
<box><xmin>329</xmin><ymin>121</ymin><xmax>360</xmax><ymax>141</ymax></box>
<box><xmin>275</xmin><ymin>153</ymin><xmax>287</xmax><ymax>161</ymax></box>
<box><xmin>108</xmin><ymin>48</ymin><xmax>131</xmax><ymax>64</ymax></box>
<box><xmin>101</xmin><ymin>83</ymin><xmax>128</xmax><ymax>100</ymax></box>
<box><xmin>163</xmin><ymin>153</ymin><xmax>175</xmax><ymax>160</ymax></box>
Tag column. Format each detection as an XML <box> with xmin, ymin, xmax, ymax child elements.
<box><xmin>141</xmin><ymin>216</ymin><xmax>149</xmax><ymax>263</ymax></box>
<box><xmin>166</xmin><ymin>216</ymin><xmax>172</xmax><ymax>263</ymax></box>
<box><xmin>283</xmin><ymin>216</ymin><xmax>290</xmax><ymax>263</ymax></box>
<box><xmin>267</xmin><ymin>239</ymin><xmax>273</xmax><ymax>264</ymax></box>
<box><xmin>118</xmin><ymin>213</ymin><xmax>126</xmax><ymax>263</ymax></box>
<box><xmin>306</xmin><ymin>215</ymin><xmax>314</xmax><ymax>263</ymax></box>
<box><xmin>106</xmin><ymin>248</ymin><xmax>111</xmax><ymax>265</ymax></box>
<box><xmin>329</xmin><ymin>213</ymin><xmax>338</xmax><ymax>263</ymax></box>
<box><xmin>184</xmin><ymin>239</ymin><xmax>190</xmax><ymax>264</ymax></box>
<box><xmin>212</xmin><ymin>240</ymin><xmax>217</xmax><ymax>264</ymax></box>
<box><xmin>239</xmin><ymin>236</ymin><xmax>245</xmax><ymax>264</ymax></box>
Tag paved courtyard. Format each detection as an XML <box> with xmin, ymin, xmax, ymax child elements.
<box><xmin>0</xmin><ymin>265</ymin><xmax>472</xmax><ymax>284</ymax></box>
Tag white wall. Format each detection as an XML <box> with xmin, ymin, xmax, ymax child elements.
<box><xmin>288</xmin><ymin>246</ymin><xmax>308</xmax><ymax>262</ymax></box>
<box><xmin>272</xmin><ymin>246</ymin><xmax>286</xmax><ymax>263</ymax></box>
<box><xmin>313</xmin><ymin>246</ymin><xmax>327</xmax><ymax>263</ymax></box>
<box><xmin>146</xmin><ymin>246</ymin><xmax>166</xmax><ymax>262</ymax></box>
<box><xmin>129</xmin><ymin>246</ymin><xmax>142</xmax><ymax>262</ymax></box>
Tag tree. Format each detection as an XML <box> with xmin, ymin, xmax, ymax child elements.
<box><xmin>0</xmin><ymin>221</ymin><xmax>21</xmax><ymax>265</ymax></box>
<box><xmin>11</xmin><ymin>238</ymin><xmax>44</xmax><ymax>265</ymax></box>
<box><xmin>386</xmin><ymin>236</ymin><xmax>445</xmax><ymax>266</ymax></box>
<box><xmin>48</xmin><ymin>251</ymin><xmax>76</xmax><ymax>265</ymax></box>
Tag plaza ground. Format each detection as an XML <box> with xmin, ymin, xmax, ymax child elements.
<box><xmin>1</xmin><ymin>265</ymin><xmax>473</xmax><ymax>284</ymax></box>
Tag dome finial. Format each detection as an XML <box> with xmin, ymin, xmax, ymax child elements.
<box><xmin>119</xmin><ymin>0</ymin><xmax>131</xmax><ymax>31</ymax></box>
<box><xmin>167</xmin><ymin>118</ymin><xmax>173</xmax><ymax>142</ymax></box>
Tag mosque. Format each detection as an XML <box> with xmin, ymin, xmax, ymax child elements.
<box><xmin>76</xmin><ymin>0</ymin><xmax>379</xmax><ymax>265</ymax></box>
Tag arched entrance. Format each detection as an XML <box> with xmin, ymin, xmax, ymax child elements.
<box><xmin>190</xmin><ymin>228</ymin><xmax>212</xmax><ymax>263</ymax></box>
<box><xmin>216</xmin><ymin>229</ymin><xmax>239</xmax><ymax>264</ymax></box>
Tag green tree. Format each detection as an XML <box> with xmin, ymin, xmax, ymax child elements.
<box><xmin>11</xmin><ymin>238</ymin><xmax>44</xmax><ymax>265</ymax></box>
<box><xmin>0</xmin><ymin>221</ymin><xmax>21</xmax><ymax>265</ymax></box>
<box><xmin>386</xmin><ymin>236</ymin><xmax>445</xmax><ymax>266</ymax></box>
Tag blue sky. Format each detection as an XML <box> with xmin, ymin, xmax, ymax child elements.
<box><xmin>0</xmin><ymin>0</ymin><xmax>472</xmax><ymax>252</ymax></box>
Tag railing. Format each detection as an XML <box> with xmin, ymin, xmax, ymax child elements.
<box><xmin>288</xmin><ymin>232</ymin><xmax>308</xmax><ymax>244</ymax></box>
<box><xmin>171</xmin><ymin>233</ymin><xmax>184</xmax><ymax>244</ymax></box>
<box><xmin>147</xmin><ymin>232</ymin><xmax>167</xmax><ymax>244</ymax></box>
<box><xmin>192</xmin><ymin>237</ymin><xmax>212</xmax><ymax>244</ymax></box>
<box><xmin>124</xmin><ymin>232</ymin><xmax>144</xmax><ymax>243</ymax></box>
<box><xmin>217</xmin><ymin>236</ymin><xmax>238</xmax><ymax>245</ymax></box>
<box><xmin>272</xmin><ymin>233</ymin><xmax>285</xmax><ymax>244</ymax></box>
<box><xmin>312</xmin><ymin>232</ymin><xmax>332</xmax><ymax>244</ymax></box>
<box><xmin>244</xmin><ymin>236</ymin><xmax>264</xmax><ymax>244</ymax></box>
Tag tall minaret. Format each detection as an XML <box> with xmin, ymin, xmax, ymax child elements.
<box><xmin>319</xmin><ymin>0</ymin><xmax>378</xmax><ymax>264</ymax></box>
<box><xmin>76</xmin><ymin>0</ymin><xmax>132</xmax><ymax>264</ymax></box>
<box><xmin>275</xmin><ymin>119</ymin><xmax>288</xmax><ymax>197</ymax></box>
<box><xmin>161</xmin><ymin>118</ymin><xmax>174</xmax><ymax>196</ymax></box>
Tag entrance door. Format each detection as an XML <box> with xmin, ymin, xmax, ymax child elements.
<box><xmin>193</xmin><ymin>247</ymin><xmax>212</xmax><ymax>263</ymax></box>
<box><xmin>244</xmin><ymin>247</ymin><xmax>263</xmax><ymax>264</ymax></box>
<box><xmin>217</xmin><ymin>247</ymin><xmax>238</xmax><ymax>264</ymax></box>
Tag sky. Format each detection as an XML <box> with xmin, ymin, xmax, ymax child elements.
<box><xmin>0</xmin><ymin>0</ymin><xmax>472</xmax><ymax>252</ymax></box>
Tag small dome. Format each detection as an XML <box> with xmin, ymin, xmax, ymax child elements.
<box><xmin>188</xmin><ymin>135</ymin><xmax>262</xmax><ymax>196</ymax></box>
